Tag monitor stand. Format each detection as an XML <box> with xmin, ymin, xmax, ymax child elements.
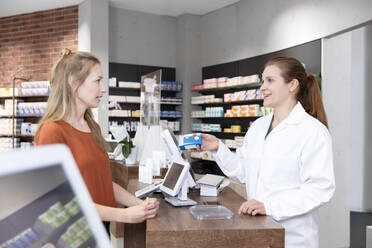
<box><xmin>164</xmin><ymin>196</ymin><xmax>196</xmax><ymax>207</ymax></box>
<box><xmin>164</xmin><ymin>171</ymin><xmax>197</xmax><ymax>207</ymax></box>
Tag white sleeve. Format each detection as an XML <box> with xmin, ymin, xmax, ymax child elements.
<box><xmin>263</xmin><ymin>127</ymin><xmax>336</xmax><ymax>221</ymax></box>
<box><xmin>211</xmin><ymin>133</ymin><xmax>250</xmax><ymax>184</ymax></box>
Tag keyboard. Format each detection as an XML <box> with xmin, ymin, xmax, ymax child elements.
<box><xmin>135</xmin><ymin>180</ymin><xmax>163</xmax><ymax>198</ymax></box>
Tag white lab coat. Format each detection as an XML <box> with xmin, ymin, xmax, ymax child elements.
<box><xmin>213</xmin><ymin>102</ymin><xmax>335</xmax><ymax>248</ymax></box>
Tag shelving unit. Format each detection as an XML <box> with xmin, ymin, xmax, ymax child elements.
<box><xmin>108</xmin><ymin>63</ymin><xmax>182</xmax><ymax>138</ymax></box>
<box><xmin>191</xmin><ymin>82</ymin><xmax>263</xmax><ymax>130</ymax></box>
<box><xmin>190</xmin><ymin>79</ymin><xmax>264</xmax><ymax>175</ymax></box>
<box><xmin>0</xmin><ymin>86</ymin><xmax>49</xmax><ymax>151</ymax></box>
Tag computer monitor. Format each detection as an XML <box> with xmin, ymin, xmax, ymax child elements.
<box><xmin>0</xmin><ymin>144</ymin><xmax>110</xmax><ymax>248</ymax></box>
<box><xmin>160</xmin><ymin>160</ymin><xmax>190</xmax><ymax>197</ymax></box>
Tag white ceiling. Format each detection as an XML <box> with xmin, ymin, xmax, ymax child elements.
<box><xmin>0</xmin><ymin>0</ymin><xmax>240</xmax><ymax>18</ymax></box>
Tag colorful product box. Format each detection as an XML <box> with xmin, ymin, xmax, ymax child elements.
<box><xmin>179</xmin><ymin>133</ymin><xmax>202</xmax><ymax>151</ymax></box>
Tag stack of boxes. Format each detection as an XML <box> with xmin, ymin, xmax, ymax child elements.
<box><xmin>0</xmin><ymin>228</ymin><xmax>39</xmax><ymax>248</ymax></box>
<box><xmin>0</xmin><ymin>118</ymin><xmax>23</xmax><ymax>135</ymax></box>
<box><xmin>0</xmin><ymin>99</ymin><xmax>20</xmax><ymax>116</ymax></box>
<box><xmin>0</xmin><ymin>138</ymin><xmax>20</xmax><ymax>152</ymax></box>
<box><xmin>20</xmin><ymin>81</ymin><xmax>50</xmax><ymax>96</ymax></box>
<box><xmin>0</xmin><ymin>88</ymin><xmax>20</xmax><ymax>97</ymax></box>
<box><xmin>191</xmin><ymin>74</ymin><xmax>260</xmax><ymax>91</ymax></box>
<box><xmin>160</xmin><ymin>97</ymin><xmax>182</xmax><ymax>104</ymax></box>
<box><xmin>191</xmin><ymin>123</ymin><xmax>221</xmax><ymax>132</ymax></box>
<box><xmin>161</xmin><ymin>81</ymin><xmax>182</xmax><ymax>91</ymax></box>
<box><xmin>160</xmin><ymin>110</ymin><xmax>182</xmax><ymax>118</ymax></box>
<box><xmin>224</xmin><ymin>89</ymin><xmax>262</xmax><ymax>102</ymax></box>
<box><xmin>190</xmin><ymin>151</ymin><xmax>215</xmax><ymax>161</ymax></box>
<box><xmin>224</xmin><ymin>125</ymin><xmax>242</xmax><ymax>133</ymax></box>
<box><xmin>160</xmin><ymin>120</ymin><xmax>181</xmax><ymax>132</ymax></box>
<box><xmin>60</xmin><ymin>217</ymin><xmax>92</xmax><ymax>248</ymax></box>
<box><xmin>224</xmin><ymin>104</ymin><xmax>261</xmax><ymax>117</ymax></box>
<box><xmin>118</xmin><ymin>81</ymin><xmax>141</xmax><ymax>88</ymax></box>
<box><xmin>191</xmin><ymin>95</ymin><xmax>223</xmax><ymax>104</ymax></box>
<box><xmin>224</xmin><ymin>136</ymin><xmax>244</xmax><ymax>149</ymax></box>
<box><xmin>18</xmin><ymin>102</ymin><xmax>47</xmax><ymax>116</ymax></box>
<box><xmin>109</xmin><ymin>121</ymin><xmax>140</xmax><ymax>133</ymax></box>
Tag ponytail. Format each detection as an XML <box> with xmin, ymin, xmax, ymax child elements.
<box><xmin>299</xmin><ymin>74</ymin><xmax>328</xmax><ymax>128</ymax></box>
<box><xmin>265</xmin><ymin>57</ymin><xmax>328</xmax><ymax>128</ymax></box>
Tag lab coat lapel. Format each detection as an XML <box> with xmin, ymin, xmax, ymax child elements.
<box><xmin>269</xmin><ymin>102</ymin><xmax>306</xmax><ymax>135</ymax></box>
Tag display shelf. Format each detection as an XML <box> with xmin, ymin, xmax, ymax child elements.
<box><xmin>109</xmin><ymin>87</ymin><xmax>181</xmax><ymax>93</ymax></box>
<box><xmin>0</xmin><ymin>94</ymin><xmax>49</xmax><ymax>99</ymax></box>
<box><xmin>192</xmin><ymin>131</ymin><xmax>246</xmax><ymax>135</ymax></box>
<box><xmin>192</xmin><ymin>99</ymin><xmax>263</xmax><ymax>106</ymax></box>
<box><xmin>191</xmin><ymin>116</ymin><xmax>260</xmax><ymax>119</ymax></box>
<box><xmin>109</xmin><ymin>87</ymin><xmax>140</xmax><ymax>90</ymax></box>
<box><xmin>0</xmin><ymin>134</ymin><xmax>34</xmax><ymax>137</ymax></box>
<box><xmin>193</xmin><ymin>82</ymin><xmax>262</xmax><ymax>93</ymax></box>
<box><xmin>160</xmin><ymin>102</ymin><xmax>183</xmax><ymax>105</ymax></box>
<box><xmin>0</xmin><ymin>81</ymin><xmax>48</xmax><ymax>150</ymax></box>
<box><xmin>108</xmin><ymin>101</ymin><xmax>181</xmax><ymax>105</ymax></box>
<box><xmin>0</xmin><ymin>115</ymin><xmax>43</xmax><ymax>118</ymax></box>
<box><xmin>108</xmin><ymin>116</ymin><xmax>140</xmax><ymax>118</ymax></box>
<box><xmin>160</xmin><ymin>116</ymin><xmax>182</xmax><ymax>119</ymax></box>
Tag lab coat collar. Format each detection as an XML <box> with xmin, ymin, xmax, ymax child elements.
<box><xmin>268</xmin><ymin>102</ymin><xmax>306</xmax><ymax>133</ymax></box>
<box><xmin>284</xmin><ymin>102</ymin><xmax>306</xmax><ymax>125</ymax></box>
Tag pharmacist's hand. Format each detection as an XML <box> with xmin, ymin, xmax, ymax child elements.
<box><xmin>199</xmin><ymin>133</ymin><xmax>219</xmax><ymax>151</ymax></box>
<box><xmin>125</xmin><ymin>198</ymin><xmax>159</xmax><ymax>223</ymax></box>
<box><xmin>238</xmin><ymin>199</ymin><xmax>266</xmax><ymax>216</ymax></box>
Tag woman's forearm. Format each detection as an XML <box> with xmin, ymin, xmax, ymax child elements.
<box><xmin>112</xmin><ymin>182</ymin><xmax>143</xmax><ymax>207</ymax></box>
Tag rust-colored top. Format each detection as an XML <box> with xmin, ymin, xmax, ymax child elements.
<box><xmin>36</xmin><ymin>121</ymin><xmax>116</xmax><ymax>208</ymax></box>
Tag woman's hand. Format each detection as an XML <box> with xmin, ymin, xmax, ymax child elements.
<box><xmin>238</xmin><ymin>199</ymin><xmax>266</xmax><ymax>216</ymax></box>
<box><xmin>200</xmin><ymin>133</ymin><xmax>219</xmax><ymax>151</ymax></box>
<box><xmin>124</xmin><ymin>197</ymin><xmax>159</xmax><ymax>223</ymax></box>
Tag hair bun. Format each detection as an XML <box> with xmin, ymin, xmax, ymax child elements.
<box><xmin>61</xmin><ymin>48</ymin><xmax>72</xmax><ymax>56</ymax></box>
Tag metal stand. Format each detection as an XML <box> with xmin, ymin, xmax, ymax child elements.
<box><xmin>12</xmin><ymin>76</ymin><xmax>30</xmax><ymax>149</ymax></box>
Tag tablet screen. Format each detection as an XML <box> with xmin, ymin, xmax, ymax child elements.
<box><xmin>162</xmin><ymin>162</ymin><xmax>184</xmax><ymax>190</ymax></box>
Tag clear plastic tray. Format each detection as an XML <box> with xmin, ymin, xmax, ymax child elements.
<box><xmin>189</xmin><ymin>205</ymin><xmax>234</xmax><ymax>220</ymax></box>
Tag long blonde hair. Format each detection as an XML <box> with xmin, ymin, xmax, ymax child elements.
<box><xmin>37</xmin><ymin>48</ymin><xmax>109</xmax><ymax>152</ymax></box>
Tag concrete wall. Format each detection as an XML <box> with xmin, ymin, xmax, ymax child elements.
<box><xmin>322</xmin><ymin>32</ymin><xmax>352</xmax><ymax>248</ymax></box>
<box><xmin>201</xmin><ymin>0</ymin><xmax>372</xmax><ymax>66</ymax></box>
<box><xmin>109</xmin><ymin>7</ymin><xmax>177</xmax><ymax>68</ymax></box>
<box><xmin>348</xmin><ymin>25</ymin><xmax>372</xmax><ymax>213</ymax></box>
<box><xmin>176</xmin><ymin>14</ymin><xmax>202</xmax><ymax>133</ymax></box>
<box><xmin>79</xmin><ymin>0</ymin><xmax>109</xmax><ymax>136</ymax></box>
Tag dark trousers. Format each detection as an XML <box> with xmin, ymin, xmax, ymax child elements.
<box><xmin>103</xmin><ymin>221</ymin><xmax>111</xmax><ymax>238</ymax></box>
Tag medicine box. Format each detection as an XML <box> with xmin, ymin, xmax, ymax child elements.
<box><xmin>179</xmin><ymin>133</ymin><xmax>202</xmax><ymax>151</ymax></box>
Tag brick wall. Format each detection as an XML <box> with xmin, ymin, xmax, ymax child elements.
<box><xmin>0</xmin><ymin>5</ymin><xmax>78</xmax><ymax>88</ymax></box>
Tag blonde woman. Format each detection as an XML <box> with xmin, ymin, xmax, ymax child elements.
<box><xmin>36</xmin><ymin>49</ymin><xmax>159</xmax><ymax>235</ymax></box>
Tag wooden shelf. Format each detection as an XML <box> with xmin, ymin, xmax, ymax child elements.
<box><xmin>192</xmin><ymin>82</ymin><xmax>262</xmax><ymax>93</ymax></box>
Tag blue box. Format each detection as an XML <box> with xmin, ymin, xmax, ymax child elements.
<box><xmin>179</xmin><ymin>133</ymin><xmax>202</xmax><ymax>150</ymax></box>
